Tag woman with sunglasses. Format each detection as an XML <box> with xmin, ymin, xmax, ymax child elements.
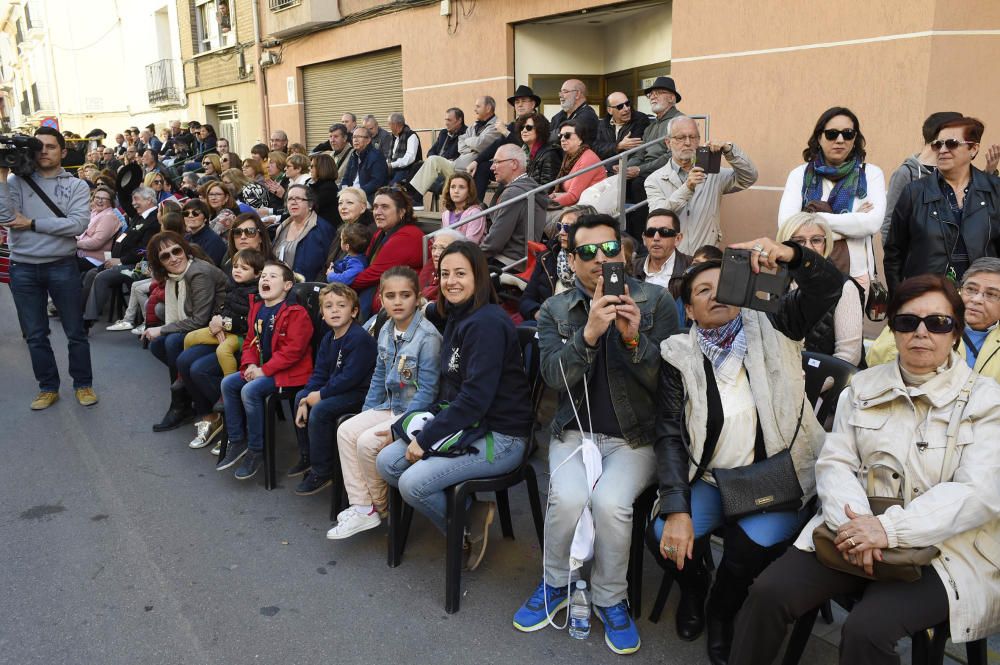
<box><xmin>181</xmin><ymin>199</ymin><xmax>227</xmax><ymax>267</ymax></box>
<box><xmin>141</xmin><ymin>231</ymin><xmax>229</xmax><ymax>433</ymax></box>
<box><xmin>222</xmin><ymin>213</ymin><xmax>273</xmax><ymax>272</ymax></box>
<box><xmin>143</xmin><ymin>171</ymin><xmax>173</xmax><ymax>203</ymax></box>
<box><xmin>884</xmin><ymin>116</ymin><xmax>1000</xmax><ymax>293</ymax></box>
<box><xmin>519</xmin><ymin>204</ymin><xmax>595</xmax><ymax>322</ymax></box>
<box><xmin>201</xmin><ymin>154</ymin><xmax>222</xmax><ymax>178</ymax></box>
<box><xmin>516</xmin><ymin>112</ymin><xmax>559</xmax><ymax>186</ymax></box>
<box><xmin>777</xmin><ymin>212</ymin><xmax>864</xmax><ymax>366</ymax></box>
<box><xmin>650</xmin><ymin>235</ymin><xmax>842</xmax><ymax>664</ymax></box>
<box><xmin>549</xmin><ymin>119</ymin><xmax>606</xmax><ymax>208</ymax></box>
<box><xmin>730</xmin><ymin>273</ymin><xmax>1000</xmax><ymax>665</ymax></box>
<box><xmin>778</xmin><ymin>107</ymin><xmax>885</xmax><ymax>290</ymax></box>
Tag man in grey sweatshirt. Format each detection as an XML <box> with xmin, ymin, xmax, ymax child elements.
<box><xmin>0</xmin><ymin>127</ymin><xmax>97</xmax><ymax>410</ymax></box>
<box><xmin>480</xmin><ymin>144</ymin><xmax>547</xmax><ymax>264</ymax></box>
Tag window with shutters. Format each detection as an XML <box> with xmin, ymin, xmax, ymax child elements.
<box><xmin>194</xmin><ymin>0</ymin><xmax>236</xmax><ymax>54</ymax></box>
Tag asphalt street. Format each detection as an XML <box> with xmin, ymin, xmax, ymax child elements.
<box><xmin>0</xmin><ymin>287</ymin><xmax>846</xmax><ymax>665</ymax></box>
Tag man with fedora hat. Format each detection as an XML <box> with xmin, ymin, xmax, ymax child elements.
<box><xmin>593</xmin><ymin>91</ymin><xmax>651</xmax><ymax>166</ymax></box>
<box><xmin>468</xmin><ymin>84</ymin><xmax>542</xmax><ymax>201</ymax></box>
<box><xmin>548</xmin><ymin>79</ymin><xmax>600</xmax><ymax>146</ymax></box>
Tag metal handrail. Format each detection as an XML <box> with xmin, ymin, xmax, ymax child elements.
<box><xmin>421</xmin><ymin>114</ymin><xmax>710</xmax><ymax>269</ymax></box>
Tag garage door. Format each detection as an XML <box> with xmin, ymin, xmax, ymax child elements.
<box><xmin>302</xmin><ymin>47</ymin><xmax>403</xmax><ymax>150</ymax></box>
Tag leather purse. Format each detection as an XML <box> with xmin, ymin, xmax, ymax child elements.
<box><xmin>812</xmin><ymin>372</ymin><xmax>976</xmax><ymax>582</ymax></box>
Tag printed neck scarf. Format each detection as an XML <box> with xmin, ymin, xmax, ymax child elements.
<box><xmin>696</xmin><ymin>314</ymin><xmax>747</xmax><ymax>383</ymax></box>
<box><xmin>802</xmin><ymin>154</ymin><xmax>868</xmax><ymax>214</ymax></box>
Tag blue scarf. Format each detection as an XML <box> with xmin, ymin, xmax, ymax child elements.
<box><xmin>696</xmin><ymin>315</ymin><xmax>747</xmax><ymax>383</ymax></box>
<box><xmin>801</xmin><ymin>155</ymin><xmax>868</xmax><ymax>214</ymax></box>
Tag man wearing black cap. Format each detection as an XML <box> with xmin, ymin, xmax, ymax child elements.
<box><xmin>468</xmin><ymin>84</ymin><xmax>541</xmax><ymax>201</ymax></box>
<box><xmin>548</xmin><ymin>79</ymin><xmax>600</xmax><ymax>147</ymax></box>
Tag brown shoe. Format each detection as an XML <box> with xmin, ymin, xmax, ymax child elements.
<box><xmin>30</xmin><ymin>391</ymin><xmax>60</xmax><ymax>410</ymax></box>
<box><xmin>75</xmin><ymin>387</ymin><xmax>99</xmax><ymax>406</ymax></box>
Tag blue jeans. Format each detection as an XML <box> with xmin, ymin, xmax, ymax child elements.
<box><xmin>9</xmin><ymin>257</ymin><xmax>93</xmax><ymax>391</ymax></box>
<box><xmin>221</xmin><ymin>372</ymin><xmax>277</xmax><ymax>452</ymax></box>
<box><xmin>149</xmin><ymin>332</ymin><xmax>186</xmax><ymax>381</ymax></box>
<box><xmin>293</xmin><ymin>388</ymin><xmax>366</xmax><ymax>477</ymax></box>
<box><xmin>177</xmin><ymin>345</ymin><xmax>222</xmax><ymax>415</ymax></box>
<box><xmin>376</xmin><ymin>432</ymin><xmax>527</xmax><ymax>534</ymax></box>
<box><xmin>652</xmin><ymin>479</ymin><xmax>800</xmax><ymax>548</ymax></box>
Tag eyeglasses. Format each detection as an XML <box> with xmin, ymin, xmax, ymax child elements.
<box><xmin>182</xmin><ymin>210</ymin><xmax>203</xmax><ymax>217</ymax></box>
<box><xmin>959</xmin><ymin>284</ymin><xmax>1000</xmax><ymax>303</ymax></box>
<box><xmin>158</xmin><ymin>246</ymin><xmax>186</xmax><ymax>262</ymax></box>
<box><xmin>490</xmin><ymin>158</ymin><xmax>516</xmax><ymax>166</ymax></box>
<box><xmin>93</xmin><ymin>198</ymin><xmax>112</xmax><ymax>205</ymax></box>
<box><xmin>287</xmin><ymin>196</ymin><xmax>308</xmax><ymax>203</ymax></box>
<box><xmin>521</xmin><ymin>124</ymin><xmax>535</xmax><ymax>131</ymax></box>
<box><xmin>207</xmin><ymin>192</ymin><xmax>225</xmax><ymax>197</ymax></box>
<box><xmin>431</xmin><ymin>244</ymin><xmax>450</xmax><ymax>253</ymax></box>
<box><xmin>822</xmin><ymin>128</ymin><xmax>857</xmax><ymax>141</ymax></box>
<box><xmin>643</xmin><ymin>227</ymin><xmax>679</xmax><ymax>239</ymax></box>
<box><xmin>611</xmin><ymin>100</ymin><xmax>631</xmax><ymax>111</ymax></box>
<box><xmin>671</xmin><ymin>134</ymin><xmax>700</xmax><ymax>143</ymax></box>
<box><xmin>573</xmin><ymin>240</ymin><xmax>622</xmax><ymax>261</ymax></box>
<box><xmin>233</xmin><ymin>227</ymin><xmax>259</xmax><ymax>238</ymax></box>
<box><xmin>559</xmin><ymin>133</ymin><xmax>576</xmax><ymax>141</ymax></box>
<box><xmin>931</xmin><ymin>138</ymin><xmax>976</xmax><ymax>152</ymax></box>
<box><xmin>790</xmin><ymin>235</ymin><xmax>827</xmax><ymax>249</ymax></box>
<box><xmin>152</xmin><ymin>179</ymin><xmax>163</xmax><ymax>184</ymax></box>
<box><xmin>890</xmin><ymin>314</ymin><xmax>956</xmax><ymax>334</ymax></box>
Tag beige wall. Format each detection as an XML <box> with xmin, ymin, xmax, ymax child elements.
<box><xmin>669</xmin><ymin>0</ymin><xmax>1000</xmax><ymax>245</ymax></box>
<box><xmin>514</xmin><ymin>25</ymin><xmax>606</xmax><ymax>79</ymax></box>
<box><xmin>604</xmin><ymin>4</ymin><xmax>671</xmax><ymax>74</ymax></box>
<box><xmin>187</xmin><ymin>82</ymin><xmax>263</xmax><ymax>156</ymax></box>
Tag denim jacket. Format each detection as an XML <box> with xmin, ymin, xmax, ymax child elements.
<box><xmin>537</xmin><ymin>275</ymin><xmax>679</xmax><ymax>447</ymax></box>
<box><xmin>362</xmin><ymin>309</ymin><xmax>442</xmax><ymax>414</ymax></box>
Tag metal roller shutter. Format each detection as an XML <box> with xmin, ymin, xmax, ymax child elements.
<box><xmin>302</xmin><ymin>47</ymin><xmax>403</xmax><ymax>150</ymax></box>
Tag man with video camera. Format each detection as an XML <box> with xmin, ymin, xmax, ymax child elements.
<box><xmin>1</xmin><ymin>127</ymin><xmax>96</xmax><ymax>410</ymax></box>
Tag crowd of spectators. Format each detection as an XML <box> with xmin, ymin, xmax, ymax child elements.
<box><xmin>5</xmin><ymin>78</ymin><xmax>1000</xmax><ymax>665</ymax></box>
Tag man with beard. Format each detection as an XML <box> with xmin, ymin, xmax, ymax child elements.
<box><xmin>548</xmin><ymin>79</ymin><xmax>599</xmax><ymax>148</ymax></box>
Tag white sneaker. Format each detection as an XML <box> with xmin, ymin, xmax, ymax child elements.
<box><xmin>210</xmin><ymin>441</ymin><xmax>221</xmax><ymax>456</ymax></box>
<box><xmin>107</xmin><ymin>319</ymin><xmax>134</xmax><ymax>331</ymax></box>
<box><xmin>189</xmin><ymin>419</ymin><xmax>223</xmax><ymax>449</ymax></box>
<box><xmin>131</xmin><ymin>323</ymin><xmax>147</xmax><ymax>335</ymax></box>
<box><xmin>326</xmin><ymin>509</ymin><xmax>381</xmax><ymax>540</ymax></box>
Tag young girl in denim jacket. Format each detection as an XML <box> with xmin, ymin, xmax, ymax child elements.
<box><xmin>327</xmin><ymin>266</ymin><xmax>442</xmax><ymax>539</ymax></box>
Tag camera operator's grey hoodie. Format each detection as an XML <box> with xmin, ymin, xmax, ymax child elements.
<box><xmin>0</xmin><ymin>169</ymin><xmax>91</xmax><ymax>264</ymax></box>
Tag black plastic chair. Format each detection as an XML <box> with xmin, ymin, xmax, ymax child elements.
<box><xmin>782</xmin><ymin>605</ymin><xmax>988</xmax><ymax>665</ymax></box>
<box><xmin>625</xmin><ymin>485</ymin><xmax>659</xmax><ymax>619</ymax></box>
<box><xmin>328</xmin><ymin>412</ymin><xmax>355</xmax><ymax>521</ymax></box>
<box><xmin>386</xmin><ymin>326</ymin><xmax>546</xmax><ymax>614</ymax></box>
<box><xmin>801</xmin><ymin>351</ymin><xmax>859</xmax><ymax>431</ymax></box>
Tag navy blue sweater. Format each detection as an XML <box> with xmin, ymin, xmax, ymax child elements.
<box><xmin>187</xmin><ymin>225</ymin><xmax>227</xmax><ymax>267</ymax></box>
<box><xmin>418</xmin><ymin>301</ymin><xmax>531</xmax><ymax>450</ymax></box>
<box><xmin>304</xmin><ymin>322</ymin><xmax>378</xmax><ymax>400</ymax></box>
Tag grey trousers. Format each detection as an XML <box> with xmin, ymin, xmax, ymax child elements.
<box><xmin>542</xmin><ymin>430</ymin><xmax>655</xmax><ymax>606</ymax></box>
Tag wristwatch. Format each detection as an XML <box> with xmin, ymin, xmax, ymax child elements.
<box><xmin>30</xmin><ymin>219</ymin><xmax>36</xmax><ymax>232</ymax></box>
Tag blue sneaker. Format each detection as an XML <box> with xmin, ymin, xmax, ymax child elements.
<box><xmin>594</xmin><ymin>601</ymin><xmax>641</xmax><ymax>655</ymax></box>
<box><xmin>513</xmin><ymin>580</ymin><xmax>569</xmax><ymax>632</ymax></box>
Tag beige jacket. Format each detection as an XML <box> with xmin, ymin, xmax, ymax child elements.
<box><xmin>660</xmin><ymin>309</ymin><xmax>825</xmax><ymax>499</ymax></box>
<box><xmin>794</xmin><ymin>355</ymin><xmax>1000</xmax><ymax>642</ymax></box>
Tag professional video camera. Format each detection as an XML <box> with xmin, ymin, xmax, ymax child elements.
<box><xmin>0</xmin><ymin>134</ymin><xmax>42</xmax><ymax>177</ymax></box>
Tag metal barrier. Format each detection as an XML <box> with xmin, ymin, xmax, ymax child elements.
<box><xmin>420</xmin><ymin>114</ymin><xmax>710</xmax><ymax>269</ymax></box>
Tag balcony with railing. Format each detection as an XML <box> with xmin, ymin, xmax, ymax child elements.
<box><xmin>145</xmin><ymin>59</ymin><xmax>182</xmax><ymax>105</ymax></box>
<box><xmin>262</xmin><ymin>0</ymin><xmax>341</xmax><ymax>39</ymax></box>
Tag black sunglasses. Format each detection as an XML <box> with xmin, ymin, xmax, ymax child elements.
<box><xmin>822</xmin><ymin>128</ymin><xmax>857</xmax><ymax>141</ymax></box>
<box><xmin>232</xmin><ymin>227</ymin><xmax>259</xmax><ymax>238</ymax></box>
<box><xmin>643</xmin><ymin>227</ymin><xmax>678</xmax><ymax>239</ymax></box>
<box><xmin>573</xmin><ymin>240</ymin><xmax>622</xmax><ymax>261</ymax></box>
<box><xmin>611</xmin><ymin>100</ymin><xmax>631</xmax><ymax>111</ymax></box>
<box><xmin>521</xmin><ymin>124</ymin><xmax>535</xmax><ymax>131</ymax></box>
<box><xmin>890</xmin><ymin>314</ymin><xmax>956</xmax><ymax>334</ymax></box>
<box><xmin>559</xmin><ymin>132</ymin><xmax>576</xmax><ymax>141</ymax></box>
<box><xmin>182</xmin><ymin>210</ymin><xmax>203</xmax><ymax>217</ymax></box>
<box><xmin>931</xmin><ymin>138</ymin><xmax>975</xmax><ymax>152</ymax></box>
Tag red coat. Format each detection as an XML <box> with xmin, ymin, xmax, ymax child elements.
<box><xmin>240</xmin><ymin>294</ymin><xmax>314</xmax><ymax>387</ymax></box>
<box><xmin>352</xmin><ymin>223</ymin><xmax>425</xmax><ymax>293</ymax></box>
<box><xmin>146</xmin><ymin>280</ymin><xmax>165</xmax><ymax>326</ymax></box>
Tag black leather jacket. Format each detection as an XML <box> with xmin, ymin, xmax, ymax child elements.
<box><xmin>527</xmin><ymin>144</ymin><xmax>561</xmax><ymax>186</ymax></box>
<box><xmin>884</xmin><ymin>167</ymin><xmax>1000</xmax><ymax>292</ymax></box>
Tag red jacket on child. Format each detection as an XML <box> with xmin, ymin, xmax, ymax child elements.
<box><xmin>240</xmin><ymin>294</ymin><xmax>314</xmax><ymax>387</ymax></box>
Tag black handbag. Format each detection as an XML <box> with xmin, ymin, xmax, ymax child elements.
<box><xmin>685</xmin><ymin>356</ymin><xmax>806</xmax><ymax>521</ymax></box>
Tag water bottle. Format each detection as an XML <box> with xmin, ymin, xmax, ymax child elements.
<box><xmin>568</xmin><ymin>580</ymin><xmax>591</xmax><ymax>640</ymax></box>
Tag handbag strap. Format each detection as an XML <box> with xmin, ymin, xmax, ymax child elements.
<box><xmin>22</xmin><ymin>174</ymin><xmax>66</xmax><ymax>218</ymax></box>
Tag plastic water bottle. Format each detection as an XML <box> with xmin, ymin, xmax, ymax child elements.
<box><xmin>568</xmin><ymin>580</ymin><xmax>591</xmax><ymax>639</ymax></box>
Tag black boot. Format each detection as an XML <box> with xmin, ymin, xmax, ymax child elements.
<box><xmin>153</xmin><ymin>382</ymin><xmax>194</xmax><ymax>432</ymax></box>
<box><xmin>706</xmin><ymin>526</ymin><xmax>788</xmax><ymax>665</ymax></box>
<box><xmin>675</xmin><ymin>542</ymin><xmax>711</xmax><ymax>641</ymax></box>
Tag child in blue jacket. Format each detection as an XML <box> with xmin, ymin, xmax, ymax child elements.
<box><xmin>326</xmin><ymin>223</ymin><xmax>370</xmax><ymax>286</ymax></box>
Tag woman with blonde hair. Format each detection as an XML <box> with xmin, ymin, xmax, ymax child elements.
<box><xmin>222</xmin><ymin>167</ymin><xmax>268</xmax><ymax>212</ymax></box>
<box><xmin>777</xmin><ymin>211</ymin><xmax>865</xmax><ymax>365</ymax></box>
<box><xmin>200</xmin><ymin>153</ymin><xmax>223</xmax><ymax>177</ymax></box>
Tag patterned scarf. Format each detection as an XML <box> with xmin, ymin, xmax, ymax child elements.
<box><xmin>801</xmin><ymin>155</ymin><xmax>868</xmax><ymax>214</ymax></box>
<box><xmin>696</xmin><ymin>315</ymin><xmax>747</xmax><ymax>383</ymax></box>
<box><xmin>556</xmin><ymin>249</ymin><xmax>574</xmax><ymax>289</ymax></box>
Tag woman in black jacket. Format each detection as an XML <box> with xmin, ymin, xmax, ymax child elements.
<box><xmin>519</xmin><ymin>204</ymin><xmax>595</xmax><ymax>321</ymax></box>
<box><xmin>518</xmin><ymin>112</ymin><xmax>560</xmax><ymax>186</ymax></box>
<box><xmin>884</xmin><ymin>115</ymin><xmax>1000</xmax><ymax>293</ymax></box>
<box><xmin>309</xmin><ymin>153</ymin><xmax>343</xmax><ymax>230</ymax></box>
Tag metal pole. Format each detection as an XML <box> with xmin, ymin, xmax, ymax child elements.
<box><xmin>618</xmin><ymin>154</ymin><xmax>628</xmax><ymax>232</ymax></box>
<box><xmin>526</xmin><ymin>187</ymin><xmax>535</xmax><ymax>259</ymax></box>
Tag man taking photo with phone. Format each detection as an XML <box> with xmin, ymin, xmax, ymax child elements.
<box><xmin>513</xmin><ymin>213</ymin><xmax>677</xmax><ymax>655</ymax></box>
<box><xmin>1</xmin><ymin>127</ymin><xmax>96</xmax><ymax>410</ymax></box>
<box><xmin>644</xmin><ymin>116</ymin><xmax>758</xmax><ymax>255</ymax></box>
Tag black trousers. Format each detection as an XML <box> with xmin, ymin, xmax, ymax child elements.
<box><xmin>729</xmin><ymin>547</ymin><xmax>949</xmax><ymax>665</ymax></box>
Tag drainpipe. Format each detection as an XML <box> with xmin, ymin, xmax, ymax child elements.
<box><xmin>251</xmin><ymin>0</ymin><xmax>269</xmax><ymax>143</ymax></box>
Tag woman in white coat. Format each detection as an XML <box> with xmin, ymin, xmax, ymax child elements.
<box><xmin>730</xmin><ymin>274</ymin><xmax>1000</xmax><ymax>665</ymax></box>
<box><xmin>778</xmin><ymin>106</ymin><xmax>886</xmax><ymax>290</ymax></box>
